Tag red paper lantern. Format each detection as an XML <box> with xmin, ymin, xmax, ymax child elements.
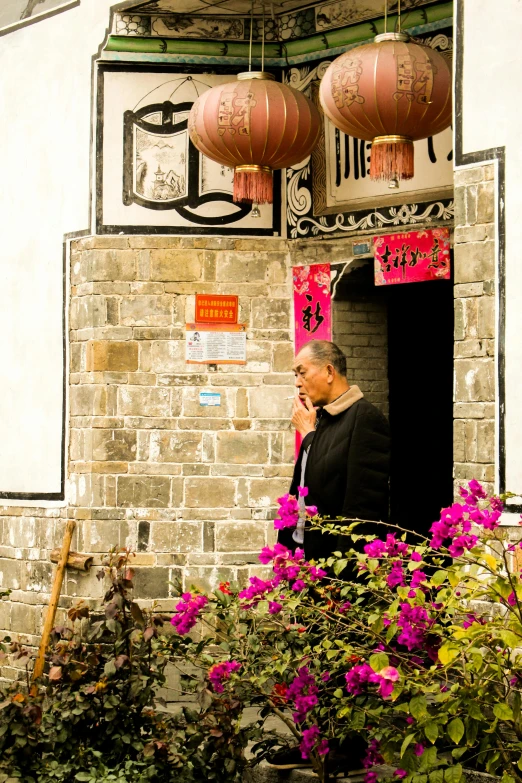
<box><xmin>188</xmin><ymin>72</ymin><xmax>321</xmax><ymax>205</ymax></box>
<box><xmin>319</xmin><ymin>32</ymin><xmax>452</xmax><ymax>182</ymax></box>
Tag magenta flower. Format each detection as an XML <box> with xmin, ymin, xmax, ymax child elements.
<box><xmin>396</xmin><ymin>604</ymin><xmax>432</xmax><ymax>651</ymax></box>
<box><xmin>321</xmin><ymin>672</ymin><xmax>331</xmax><ymax>682</ymax></box>
<box><xmin>507</xmin><ymin>592</ymin><xmax>517</xmax><ymax>607</ymax></box>
<box><xmin>394</xmin><ymin>770</ymin><xmax>407</xmax><ymax>779</ymax></box>
<box><xmin>462</xmin><ymin>613</ymin><xmax>486</xmax><ymax>629</ymax></box>
<box><xmin>239</xmin><ymin>576</ymin><xmax>275</xmax><ymax>607</ymax></box>
<box><xmin>387</xmin><ymin>560</ymin><xmax>406</xmax><ymax>588</ymax></box>
<box><xmin>414</xmin><ymin>744</ymin><xmax>425</xmax><ymax>757</ymax></box>
<box><xmin>306</xmin><ymin>505</ymin><xmax>318</xmax><ymax>516</ymax></box>
<box><xmin>208</xmin><ymin>660</ymin><xmax>241</xmax><ymax>693</ymax></box>
<box><xmin>298</xmin><ymin>486</ymin><xmax>309</xmax><ymax>497</ymax></box>
<box><xmin>299</xmin><ymin>725</ymin><xmax>329</xmax><ymax>759</ymax></box>
<box><xmin>288</xmin><ymin>667</ymin><xmax>319</xmax><ymax>724</ymax></box>
<box><xmin>291</xmin><ymin>579</ymin><xmax>306</xmax><ymax>592</ymax></box>
<box><xmin>274</xmin><ymin>493</ymin><xmax>300</xmax><ymax>530</ymax></box>
<box><xmin>171</xmin><ymin>593</ymin><xmax>208</xmax><ymax>635</ymax></box>
<box><xmin>339</xmin><ymin>601</ymin><xmax>352</xmax><ymax>613</ymax></box>
<box><xmin>410</xmin><ymin>552</ymin><xmax>422</xmax><ymax>562</ymax></box>
<box><xmin>269</xmin><ymin>601</ymin><xmax>283</xmax><ymax>614</ymax></box>
<box><xmin>308</xmin><ymin>565</ymin><xmax>327</xmax><ymax>581</ymax></box>
<box><xmin>345</xmin><ymin>663</ymin><xmax>399</xmax><ymax>700</ymax></box>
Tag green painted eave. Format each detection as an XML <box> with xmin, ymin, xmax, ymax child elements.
<box><xmin>105</xmin><ymin>1</ymin><xmax>452</xmax><ymax>62</ymax></box>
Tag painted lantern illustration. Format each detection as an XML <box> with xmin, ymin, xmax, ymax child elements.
<box><xmin>319</xmin><ymin>32</ymin><xmax>452</xmax><ymax>182</ymax></box>
<box><xmin>188</xmin><ymin>72</ymin><xmax>322</xmax><ymax>205</ymax></box>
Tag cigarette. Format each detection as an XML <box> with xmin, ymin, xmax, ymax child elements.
<box><xmin>286</xmin><ymin>395</ymin><xmax>296</xmax><ymax>399</ymax></box>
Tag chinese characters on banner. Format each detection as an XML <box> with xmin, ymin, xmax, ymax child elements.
<box><xmin>293</xmin><ymin>264</ymin><xmax>332</xmax><ymax>457</ymax></box>
<box><xmin>373</xmin><ymin>227</ymin><xmax>450</xmax><ymax>286</ymax></box>
<box><xmin>293</xmin><ymin>264</ymin><xmax>332</xmax><ymax>351</ymax></box>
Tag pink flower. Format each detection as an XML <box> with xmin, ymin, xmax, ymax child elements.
<box><xmin>288</xmin><ymin>667</ymin><xmax>319</xmax><ymax>723</ymax></box>
<box><xmin>171</xmin><ymin>593</ymin><xmax>208</xmax><ymax>635</ymax></box>
<box><xmin>308</xmin><ymin>565</ymin><xmax>327</xmax><ymax>581</ymax></box>
<box><xmin>507</xmin><ymin>592</ymin><xmax>517</xmax><ymax>607</ymax></box>
<box><xmin>269</xmin><ymin>601</ymin><xmax>282</xmax><ymax>614</ymax></box>
<box><xmin>274</xmin><ymin>493</ymin><xmax>300</xmax><ymax>530</ymax></box>
<box><xmin>406</xmin><ymin>717</ymin><xmax>415</xmax><ymax>725</ymax></box>
<box><xmin>339</xmin><ymin>601</ymin><xmax>352</xmax><ymax>613</ymax></box>
<box><xmin>387</xmin><ymin>560</ymin><xmax>406</xmax><ymax>588</ymax></box>
<box><xmin>298</xmin><ymin>486</ymin><xmax>309</xmax><ymax>497</ymax></box>
<box><xmin>410</xmin><ymin>552</ymin><xmax>422</xmax><ymax>562</ymax></box>
<box><xmin>306</xmin><ymin>505</ymin><xmax>318</xmax><ymax>517</ymax></box>
<box><xmin>414</xmin><ymin>744</ymin><xmax>425</xmax><ymax>757</ymax></box>
<box><xmin>448</xmin><ymin>534</ymin><xmax>478</xmax><ymax>558</ymax></box>
<box><xmin>321</xmin><ymin>672</ymin><xmax>331</xmax><ymax>682</ymax></box>
<box><xmin>394</xmin><ymin>771</ymin><xmax>407</xmax><ymax>779</ymax></box>
<box><xmin>300</xmin><ymin>725</ymin><xmax>329</xmax><ymax>759</ymax></box>
<box><xmin>292</xmin><ymin>579</ymin><xmax>306</xmax><ymax>592</ymax></box>
<box><xmin>239</xmin><ymin>576</ymin><xmax>275</xmax><ymax>607</ymax></box>
<box><xmin>208</xmin><ymin>660</ymin><xmax>241</xmax><ymax>693</ymax></box>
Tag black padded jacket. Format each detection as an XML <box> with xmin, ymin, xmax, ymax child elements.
<box><xmin>278</xmin><ymin>389</ymin><xmax>390</xmax><ymax>561</ymax></box>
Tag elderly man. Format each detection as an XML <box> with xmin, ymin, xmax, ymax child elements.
<box><xmin>278</xmin><ymin>339</ymin><xmax>390</xmax><ymax>561</ymax></box>
<box><xmin>268</xmin><ymin>340</ymin><xmax>390</xmax><ymax>772</ymax></box>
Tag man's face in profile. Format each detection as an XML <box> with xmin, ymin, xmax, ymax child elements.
<box><xmin>292</xmin><ymin>347</ymin><xmax>331</xmax><ymax>407</ymax></box>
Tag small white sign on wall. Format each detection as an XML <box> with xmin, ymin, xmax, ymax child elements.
<box><xmin>199</xmin><ymin>392</ymin><xmax>222</xmax><ymax>407</ymax></box>
<box><xmin>186</xmin><ymin>324</ymin><xmax>247</xmax><ymax>365</ymax></box>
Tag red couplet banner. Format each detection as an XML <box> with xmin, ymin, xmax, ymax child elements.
<box><xmin>293</xmin><ymin>263</ymin><xmax>332</xmax><ymax>458</ymax></box>
<box><xmin>373</xmin><ymin>227</ymin><xmax>450</xmax><ymax>286</ymax></box>
<box><xmin>293</xmin><ymin>264</ymin><xmax>332</xmax><ymax>351</ymax></box>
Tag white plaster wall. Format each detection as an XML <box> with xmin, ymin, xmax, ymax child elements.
<box><xmin>0</xmin><ymin>0</ymin><xmax>115</xmax><ymax>496</ymax></box>
<box><xmin>460</xmin><ymin>0</ymin><xmax>522</xmax><ymax>494</ymax></box>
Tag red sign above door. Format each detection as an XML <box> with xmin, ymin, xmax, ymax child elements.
<box><xmin>373</xmin><ymin>228</ymin><xmax>450</xmax><ymax>286</ymax></box>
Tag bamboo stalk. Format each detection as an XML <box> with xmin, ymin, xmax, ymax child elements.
<box><xmin>31</xmin><ymin>520</ymin><xmax>76</xmax><ymax>687</ymax></box>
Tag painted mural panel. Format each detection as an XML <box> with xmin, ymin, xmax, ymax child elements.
<box><xmin>98</xmin><ymin>66</ymin><xmax>277</xmax><ymax>236</ymax></box>
<box><xmin>0</xmin><ymin>0</ymin><xmax>75</xmax><ymax>30</ymax></box>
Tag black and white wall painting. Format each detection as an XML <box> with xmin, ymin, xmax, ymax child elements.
<box><xmin>97</xmin><ymin>66</ymin><xmax>277</xmax><ymax>236</ymax></box>
<box><xmin>0</xmin><ymin>0</ymin><xmax>77</xmax><ymax>33</ymax></box>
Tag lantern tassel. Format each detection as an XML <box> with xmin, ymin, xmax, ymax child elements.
<box><xmin>370</xmin><ymin>135</ymin><xmax>414</xmax><ymax>181</ymax></box>
<box><xmin>234</xmin><ymin>165</ymin><xmax>273</xmax><ymax>205</ymax></box>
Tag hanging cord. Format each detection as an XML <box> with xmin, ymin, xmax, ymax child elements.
<box><xmin>249</xmin><ymin>0</ymin><xmax>254</xmax><ymax>71</ymax></box>
<box><xmin>261</xmin><ymin>2</ymin><xmax>265</xmax><ymax>72</ymax></box>
<box><xmin>384</xmin><ymin>0</ymin><xmax>387</xmax><ymax>33</ymax></box>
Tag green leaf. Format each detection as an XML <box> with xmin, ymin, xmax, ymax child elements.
<box><xmin>431</xmin><ymin>570</ymin><xmax>447</xmax><ymax>587</ymax></box>
<box><xmin>401</xmin><ymin>734</ymin><xmax>416</xmax><ymax>758</ymax></box>
<box><xmin>369</xmin><ymin>652</ymin><xmax>389</xmax><ymax>672</ymax></box>
<box><xmin>410</xmin><ymin>695</ymin><xmax>428</xmax><ymax>720</ymax></box>
<box><xmin>447</xmin><ymin>718</ymin><xmax>465</xmax><ymax>745</ymax></box>
<box><xmin>75</xmin><ymin>775</ymin><xmax>92</xmax><ymax>782</ymax></box>
<box><xmin>467</xmin><ymin>702</ymin><xmax>484</xmax><ymax>720</ymax></box>
<box><xmin>499</xmin><ymin>630</ymin><xmax>521</xmax><ymax>648</ymax></box>
<box><xmin>438</xmin><ymin>644</ymin><xmax>459</xmax><ymax>666</ymax></box>
<box><xmin>333</xmin><ymin>559</ymin><xmax>348</xmax><ymax>576</ymax></box>
<box><xmin>444</xmin><ymin>765</ymin><xmax>463</xmax><ymax>783</ymax></box>
<box><xmin>424</xmin><ymin>722</ymin><xmax>439</xmax><ymax>743</ymax></box>
<box><xmin>333</xmin><ymin>689</ymin><xmax>344</xmax><ymax>699</ymax></box>
<box><xmin>429</xmin><ymin>771</ymin><xmax>444</xmax><ymax>783</ymax></box>
<box><xmin>500</xmin><ymin>775</ymin><xmax>516</xmax><ymax>783</ymax></box>
<box><xmin>493</xmin><ymin>703</ymin><xmax>514</xmax><ymax>721</ymax></box>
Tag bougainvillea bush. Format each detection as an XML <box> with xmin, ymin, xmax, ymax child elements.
<box><xmin>164</xmin><ymin>480</ymin><xmax>522</xmax><ymax>783</ymax></box>
<box><xmin>2</xmin><ymin>481</ymin><xmax>522</xmax><ymax>783</ymax></box>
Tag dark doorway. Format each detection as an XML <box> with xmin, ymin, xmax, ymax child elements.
<box><xmin>334</xmin><ymin>258</ymin><xmax>454</xmax><ymax>540</ymax></box>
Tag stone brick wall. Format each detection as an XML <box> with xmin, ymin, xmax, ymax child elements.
<box><xmin>0</xmin><ymin>236</ymin><xmax>297</xmax><ymax>672</ymax></box>
<box><xmin>333</xmin><ymin>297</ymin><xmax>389</xmax><ymax>417</ymax></box>
<box><xmin>453</xmin><ymin>164</ymin><xmax>496</xmax><ymax>495</ymax></box>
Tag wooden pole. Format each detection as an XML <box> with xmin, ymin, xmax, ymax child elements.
<box><xmin>50</xmin><ymin>549</ymin><xmax>93</xmax><ymax>572</ymax></box>
<box><xmin>31</xmin><ymin>520</ymin><xmax>76</xmax><ymax>687</ymax></box>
